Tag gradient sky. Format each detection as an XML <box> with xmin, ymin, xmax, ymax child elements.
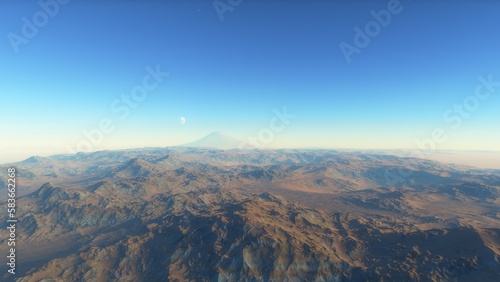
<box><xmin>1</xmin><ymin>0</ymin><xmax>499</xmax><ymax>163</ymax></box>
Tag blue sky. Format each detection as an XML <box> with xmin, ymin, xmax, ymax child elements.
<box><xmin>1</xmin><ymin>0</ymin><xmax>499</xmax><ymax>163</ymax></box>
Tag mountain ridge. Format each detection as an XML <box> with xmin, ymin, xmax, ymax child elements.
<box><xmin>179</xmin><ymin>131</ymin><xmax>247</xmax><ymax>150</ymax></box>
<box><xmin>0</xmin><ymin>148</ymin><xmax>499</xmax><ymax>281</ymax></box>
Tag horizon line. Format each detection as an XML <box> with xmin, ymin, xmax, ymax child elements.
<box><xmin>3</xmin><ymin>146</ymin><xmax>500</xmax><ymax>165</ymax></box>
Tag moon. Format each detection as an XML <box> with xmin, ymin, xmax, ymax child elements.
<box><xmin>179</xmin><ymin>117</ymin><xmax>186</xmax><ymax>125</ymax></box>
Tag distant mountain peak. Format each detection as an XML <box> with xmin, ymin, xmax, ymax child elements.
<box><xmin>203</xmin><ymin>131</ymin><xmax>234</xmax><ymax>139</ymax></box>
<box><xmin>180</xmin><ymin>132</ymin><xmax>248</xmax><ymax>150</ymax></box>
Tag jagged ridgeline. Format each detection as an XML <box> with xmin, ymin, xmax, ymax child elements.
<box><xmin>0</xmin><ymin>147</ymin><xmax>499</xmax><ymax>281</ymax></box>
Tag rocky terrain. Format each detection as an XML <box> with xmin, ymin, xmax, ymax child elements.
<box><xmin>0</xmin><ymin>146</ymin><xmax>499</xmax><ymax>281</ymax></box>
